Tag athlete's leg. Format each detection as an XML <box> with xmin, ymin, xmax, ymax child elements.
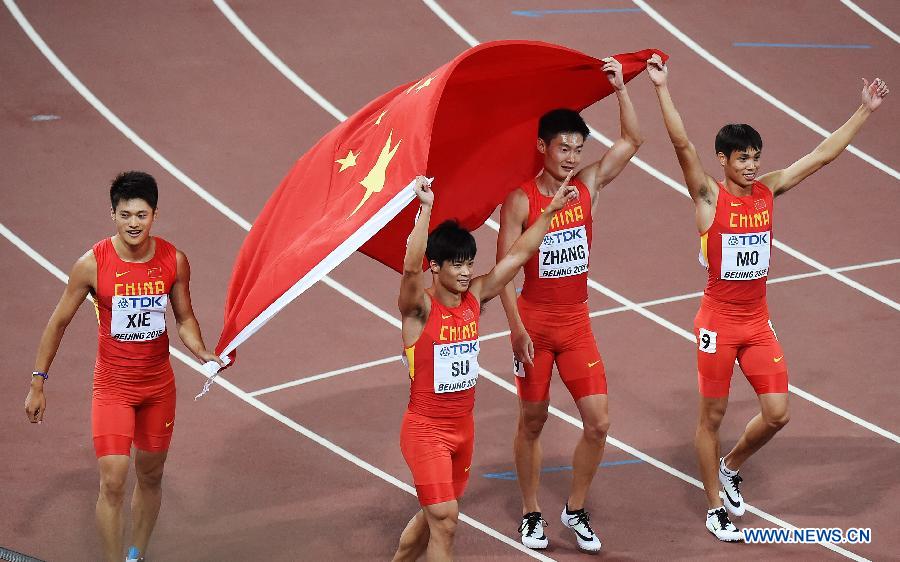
<box><xmin>423</xmin><ymin>499</ymin><xmax>459</xmax><ymax>562</ymax></box>
<box><xmin>567</xmin><ymin>394</ymin><xmax>609</xmax><ymax>510</ymax></box>
<box><xmin>514</xmin><ymin>348</ymin><xmax>554</xmax><ymax>514</ymax></box>
<box><xmin>130</xmin><ymin>449</ymin><xmax>167</xmax><ymax>555</ymax></box>
<box><xmin>96</xmin><ymin>454</ymin><xmax>130</xmax><ymax>562</ymax></box>
<box><xmin>725</xmin><ymin>321</ymin><xmax>790</xmax><ymax>470</ymax></box>
<box><xmin>695</xmin><ymin>396</ymin><xmax>729</xmax><ymax>509</ymax></box>
<box><xmin>392</xmin><ymin>510</ymin><xmax>430</xmax><ymax>562</ymax></box>
<box><xmin>129</xmin><ymin>378</ymin><xmax>175</xmax><ymax>557</ymax></box>
<box><xmin>724</xmin><ymin>392</ymin><xmax>789</xmax><ymax>470</ymax></box>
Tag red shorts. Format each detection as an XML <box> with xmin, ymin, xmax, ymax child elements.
<box><xmin>694</xmin><ymin>296</ymin><xmax>788</xmax><ymax>398</ymax></box>
<box><xmin>514</xmin><ymin>298</ymin><xmax>606</xmax><ymax>403</ymax></box>
<box><xmin>400</xmin><ymin>410</ymin><xmax>474</xmax><ymax>506</ymax></box>
<box><xmin>92</xmin><ymin>362</ymin><xmax>177</xmax><ymax>458</ymax></box>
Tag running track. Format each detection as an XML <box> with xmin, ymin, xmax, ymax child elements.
<box><xmin>1</xmin><ymin>1</ymin><xmax>897</xmax><ymax>560</ymax></box>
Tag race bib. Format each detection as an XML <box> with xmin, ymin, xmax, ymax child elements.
<box><xmin>111</xmin><ymin>295</ymin><xmax>167</xmax><ymax>342</ymax></box>
<box><xmin>720</xmin><ymin>231</ymin><xmax>770</xmax><ymax>281</ymax></box>
<box><xmin>433</xmin><ymin>340</ymin><xmax>479</xmax><ymax>393</ymax></box>
<box><xmin>539</xmin><ymin>225</ymin><xmax>589</xmax><ymax>278</ymax></box>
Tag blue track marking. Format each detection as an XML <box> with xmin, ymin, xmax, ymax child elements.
<box><xmin>733</xmin><ymin>42</ymin><xmax>871</xmax><ymax>49</ymax></box>
<box><xmin>512</xmin><ymin>8</ymin><xmax>641</xmax><ymax>18</ymax></box>
<box><xmin>483</xmin><ymin>459</ymin><xmax>643</xmax><ymax>480</ymax></box>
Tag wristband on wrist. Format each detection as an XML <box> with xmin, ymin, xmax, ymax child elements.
<box><xmin>32</xmin><ymin>371</ymin><xmax>48</xmax><ymax>381</ymax></box>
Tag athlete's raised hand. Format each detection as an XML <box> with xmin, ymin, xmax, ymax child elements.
<box><xmin>413</xmin><ymin>176</ymin><xmax>434</xmax><ymax>207</ymax></box>
<box><xmin>602</xmin><ymin>56</ymin><xmax>625</xmax><ymax>90</ymax></box>
<box><xmin>546</xmin><ymin>170</ymin><xmax>578</xmax><ymax>213</ymax></box>
<box><xmin>647</xmin><ymin>53</ymin><xmax>667</xmax><ymax>87</ymax></box>
<box><xmin>861</xmin><ymin>78</ymin><xmax>889</xmax><ymax>112</ymax></box>
<box><xmin>25</xmin><ymin>383</ymin><xmax>46</xmax><ymax>423</ymax></box>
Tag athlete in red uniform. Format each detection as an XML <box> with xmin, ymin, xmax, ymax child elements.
<box><xmin>647</xmin><ymin>54</ymin><xmax>889</xmax><ymax>541</ymax></box>
<box><xmin>24</xmin><ymin>171</ymin><xmax>223</xmax><ymax>562</ymax></box>
<box><xmin>497</xmin><ymin>57</ymin><xmax>643</xmax><ymax>552</ymax></box>
<box><xmin>392</xmin><ymin>176</ymin><xmax>577</xmax><ymax>561</ymax></box>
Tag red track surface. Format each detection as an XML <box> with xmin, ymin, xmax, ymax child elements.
<box><xmin>2</xmin><ymin>2</ymin><xmax>897</xmax><ymax>560</ymax></box>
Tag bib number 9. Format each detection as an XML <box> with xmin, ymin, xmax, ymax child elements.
<box><xmin>698</xmin><ymin>328</ymin><xmax>717</xmax><ymax>354</ymax></box>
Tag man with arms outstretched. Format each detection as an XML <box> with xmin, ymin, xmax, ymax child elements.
<box><xmin>646</xmin><ymin>53</ymin><xmax>889</xmax><ymax>541</ymax></box>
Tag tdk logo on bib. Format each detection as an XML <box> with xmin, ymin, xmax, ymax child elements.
<box><xmin>111</xmin><ymin>295</ymin><xmax>168</xmax><ymax>342</ymax></box>
<box><xmin>440</xmin><ymin>341</ymin><xmax>479</xmax><ymax>356</ymax></box>
<box><xmin>728</xmin><ymin>233</ymin><xmax>768</xmax><ymax>246</ymax></box>
<box><xmin>539</xmin><ymin>225</ymin><xmax>589</xmax><ymax>278</ymax></box>
<box><xmin>721</xmin><ymin>230</ymin><xmax>771</xmax><ymax>281</ymax></box>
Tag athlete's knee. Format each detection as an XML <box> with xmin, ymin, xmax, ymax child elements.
<box><xmin>134</xmin><ymin>452</ymin><xmax>167</xmax><ymax>489</ymax></box>
<box><xmin>518</xmin><ymin>406</ymin><xmax>549</xmax><ymax>439</ymax></box>
<box><xmin>425</xmin><ymin>504</ymin><xmax>459</xmax><ymax>541</ymax></box>
<box><xmin>98</xmin><ymin>471</ymin><xmax>127</xmax><ymax>505</ymax></box>
<box><xmin>764</xmin><ymin>408</ymin><xmax>790</xmax><ymax>431</ymax></box>
<box><xmin>583</xmin><ymin>416</ymin><xmax>610</xmax><ymax>445</ymax></box>
<box><xmin>698</xmin><ymin>399</ymin><xmax>727</xmax><ymax>431</ymax></box>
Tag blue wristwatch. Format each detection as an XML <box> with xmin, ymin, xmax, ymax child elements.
<box><xmin>32</xmin><ymin>371</ymin><xmax>48</xmax><ymax>380</ymax></box>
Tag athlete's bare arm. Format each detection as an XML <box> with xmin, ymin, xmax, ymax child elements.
<box><xmin>24</xmin><ymin>251</ymin><xmax>96</xmax><ymax>422</ymax></box>
<box><xmin>647</xmin><ymin>55</ymin><xmax>719</xmax><ymax>232</ymax></box>
<box><xmin>170</xmin><ymin>251</ymin><xmax>224</xmax><ymax>367</ymax></box>
<box><xmin>472</xmin><ymin>177</ymin><xmax>578</xmax><ymax>304</ymax></box>
<box><xmin>398</xmin><ymin>177</ymin><xmax>434</xmax><ymax>347</ymax></box>
<box><xmin>760</xmin><ymin>78</ymin><xmax>889</xmax><ymax>197</ymax></box>
<box><xmin>496</xmin><ymin>189</ymin><xmax>534</xmax><ymax>364</ymax></box>
<box><xmin>577</xmin><ymin>57</ymin><xmax>644</xmax><ymax>202</ymax></box>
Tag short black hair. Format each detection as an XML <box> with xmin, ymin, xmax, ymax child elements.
<box><xmin>110</xmin><ymin>171</ymin><xmax>158</xmax><ymax>210</ymax></box>
<box><xmin>538</xmin><ymin>108</ymin><xmax>589</xmax><ymax>144</ymax></box>
<box><xmin>714</xmin><ymin>124</ymin><xmax>762</xmax><ymax>158</ymax></box>
<box><xmin>426</xmin><ymin>220</ymin><xmax>476</xmax><ymax>266</ymax></box>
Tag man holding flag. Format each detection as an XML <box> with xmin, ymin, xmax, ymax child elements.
<box><xmin>393</xmin><ymin>175</ymin><xmax>578</xmax><ymax>561</ymax></box>
<box><xmin>497</xmin><ymin>56</ymin><xmax>643</xmax><ymax>552</ymax></box>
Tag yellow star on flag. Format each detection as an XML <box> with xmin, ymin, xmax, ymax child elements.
<box><xmin>335</xmin><ymin>149</ymin><xmax>359</xmax><ymax>172</ymax></box>
<box><xmin>414</xmin><ymin>76</ymin><xmax>435</xmax><ymax>92</ymax></box>
<box><xmin>374</xmin><ymin>110</ymin><xmax>387</xmax><ymax>125</ymax></box>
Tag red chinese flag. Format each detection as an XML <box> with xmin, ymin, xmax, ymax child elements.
<box><xmin>201</xmin><ymin>41</ymin><xmax>665</xmax><ymax>394</ymax></box>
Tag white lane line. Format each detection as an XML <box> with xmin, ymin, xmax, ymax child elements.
<box><xmin>2</xmin><ymin>0</ymin><xmax>253</xmax><ymax>232</ymax></box>
<box><xmin>212</xmin><ymin>0</ymin><xmax>348</xmax><ymax>121</ymax></box>
<box><xmin>840</xmin><ymin>0</ymin><xmax>900</xmax><ymax>44</ymax></box>
<box><xmin>418</xmin><ymin>0</ymin><xmax>900</xmax><ymax>313</ymax></box>
<box><xmin>252</xmin><ymin>257</ymin><xmax>900</xmax><ymax>396</ymax></box>
<box><xmin>0</xmin><ymin>222</ymin><xmax>555</xmax><ymax>562</ymax></box>
<box><xmin>249</xmin><ymin>355</ymin><xmax>402</xmax><ymax>396</ymax></box>
<box><xmin>195</xmin><ymin>0</ymin><xmax>900</xmax><ymax>438</ymax></box>
<box><xmin>633</xmin><ymin>0</ymin><xmax>900</xmax><ymax>181</ymax></box>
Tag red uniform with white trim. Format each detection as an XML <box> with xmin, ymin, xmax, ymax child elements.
<box><xmin>91</xmin><ymin>237</ymin><xmax>178</xmax><ymax>457</ymax></box>
<box><xmin>515</xmin><ymin>177</ymin><xmax>606</xmax><ymax>402</ymax></box>
<box><xmin>695</xmin><ymin>181</ymin><xmax>788</xmax><ymax>397</ymax></box>
<box><xmin>401</xmin><ymin>290</ymin><xmax>480</xmax><ymax>505</ymax></box>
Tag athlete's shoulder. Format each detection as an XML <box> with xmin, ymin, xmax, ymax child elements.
<box><xmin>71</xmin><ymin>248</ymin><xmax>98</xmax><ymax>287</ymax></box>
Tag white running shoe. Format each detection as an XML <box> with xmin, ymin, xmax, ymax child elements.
<box><xmin>519</xmin><ymin>512</ymin><xmax>549</xmax><ymax>549</ymax></box>
<box><xmin>706</xmin><ymin>507</ymin><xmax>743</xmax><ymax>542</ymax></box>
<box><xmin>560</xmin><ymin>505</ymin><xmax>601</xmax><ymax>552</ymax></box>
<box><xmin>718</xmin><ymin>457</ymin><xmax>745</xmax><ymax>517</ymax></box>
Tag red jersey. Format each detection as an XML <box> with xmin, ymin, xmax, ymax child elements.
<box><xmin>520</xmin><ymin>178</ymin><xmax>593</xmax><ymax>305</ymax></box>
<box><xmin>92</xmin><ymin>237</ymin><xmax>177</xmax><ymax>370</ymax></box>
<box><xmin>699</xmin><ymin>181</ymin><xmax>774</xmax><ymax>305</ymax></box>
<box><xmin>404</xmin><ymin>291</ymin><xmax>481</xmax><ymax>418</ymax></box>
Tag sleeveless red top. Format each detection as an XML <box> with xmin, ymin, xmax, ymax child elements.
<box><xmin>404</xmin><ymin>291</ymin><xmax>481</xmax><ymax>418</ymax></box>
<box><xmin>700</xmin><ymin>181</ymin><xmax>774</xmax><ymax>306</ymax></box>
<box><xmin>92</xmin><ymin>237</ymin><xmax>177</xmax><ymax>370</ymax></box>
<box><xmin>520</xmin><ymin>178</ymin><xmax>593</xmax><ymax>305</ymax></box>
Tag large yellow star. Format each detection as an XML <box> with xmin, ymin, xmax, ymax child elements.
<box><xmin>414</xmin><ymin>76</ymin><xmax>435</xmax><ymax>92</ymax></box>
<box><xmin>335</xmin><ymin>149</ymin><xmax>359</xmax><ymax>172</ymax></box>
<box><xmin>351</xmin><ymin>130</ymin><xmax>401</xmax><ymax>216</ymax></box>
